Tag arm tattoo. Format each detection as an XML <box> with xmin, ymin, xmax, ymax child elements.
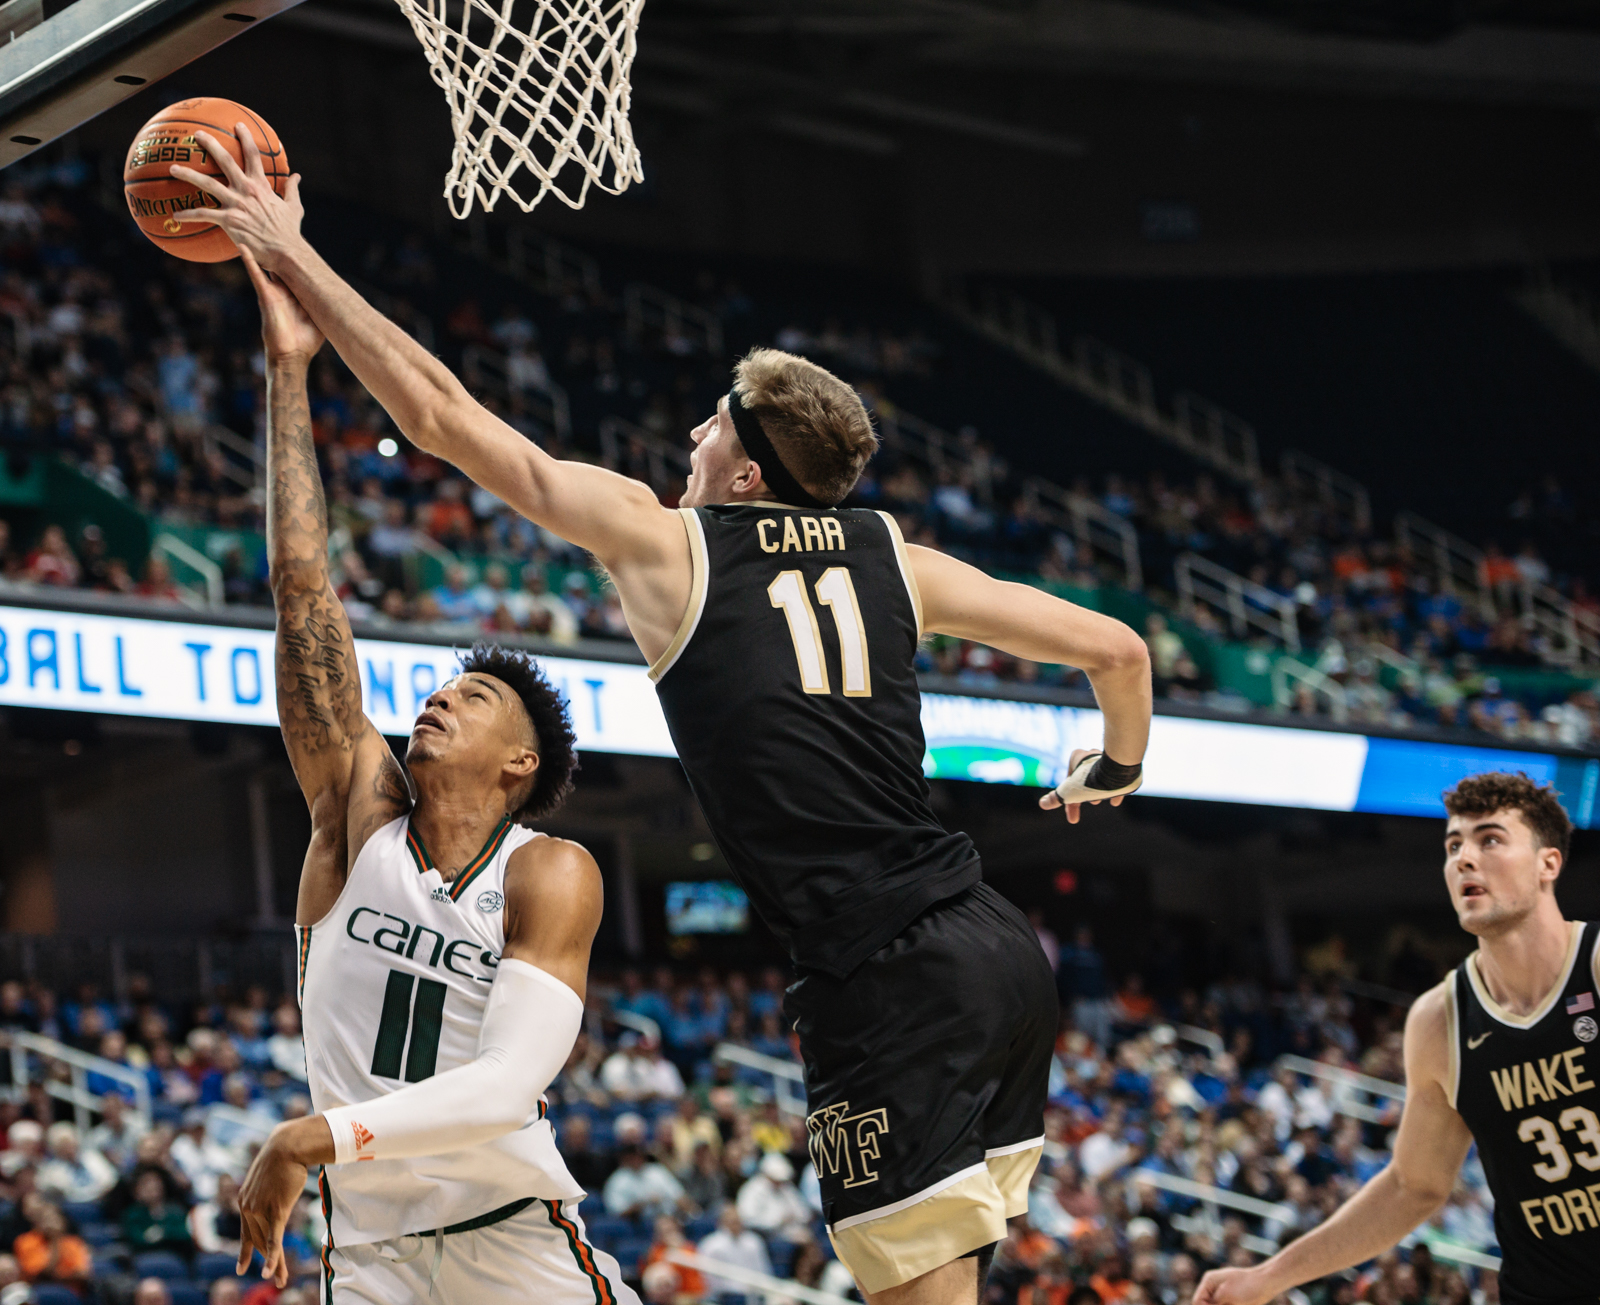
<box><xmin>267</xmin><ymin>364</ymin><xmax>365</xmax><ymax>765</ymax></box>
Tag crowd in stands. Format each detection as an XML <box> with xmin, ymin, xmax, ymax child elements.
<box><xmin>0</xmin><ymin>161</ymin><xmax>1595</xmax><ymax>751</ymax></box>
<box><xmin>0</xmin><ymin>915</ymin><xmax>1501</xmax><ymax>1305</ymax></box>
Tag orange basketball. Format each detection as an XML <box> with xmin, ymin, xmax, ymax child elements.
<box><xmin>124</xmin><ymin>98</ymin><xmax>288</xmax><ymax>263</ymax></box>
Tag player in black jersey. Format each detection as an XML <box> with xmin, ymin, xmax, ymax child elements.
<box><xmin>185</xmin><ymin>143</ymin><xmax>1154</xmax><ymax>1305</ymax></box>
<box><xmin>1199</xmin><ymin>772</ymin><xmax>1595</xmax><ymax>1305</ymax></box>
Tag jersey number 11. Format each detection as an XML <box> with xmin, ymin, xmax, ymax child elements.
<box><xmin>768</xmin><ymin>568</ymin><xmax>872</xmax><ymax>697</ymax></box>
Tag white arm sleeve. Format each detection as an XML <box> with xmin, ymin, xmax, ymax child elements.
<box><xmin>322</xmin><ymin>958</ymin><xmax>582</xmax><ymax>1164</ymax></box>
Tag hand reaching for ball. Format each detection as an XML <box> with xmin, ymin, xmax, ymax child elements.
<box><xmin>169</xmin><ymin>123</ymin><xmax>307</xmax><ymax>274</ymax></box>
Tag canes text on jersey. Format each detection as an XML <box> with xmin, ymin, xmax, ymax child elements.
<box><xmin>344</xmin><ymin>906</ymin><xmax>498</xmax><ymax>983</ymax></box>
<box><xmin>758</xmin><ymin>517</ymin><xmax>846</xmax><ymax>554</ymax></box>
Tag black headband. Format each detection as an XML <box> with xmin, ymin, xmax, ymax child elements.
<box><xmin>725</xmin><ymin>389</ymin><xmax>828</xmax><ymax>510</ymax></box>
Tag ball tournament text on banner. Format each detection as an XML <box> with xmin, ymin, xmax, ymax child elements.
<box><xmin>0</xmin><ymin>602</ymin><xmax>1594</xmax><ymax>827</ymax></box>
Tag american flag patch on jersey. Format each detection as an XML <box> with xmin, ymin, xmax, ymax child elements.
<box><xmin>1567</xmin><ymin>992</ymin><xmax>1595</xmax><ymax>1014</ymax></box>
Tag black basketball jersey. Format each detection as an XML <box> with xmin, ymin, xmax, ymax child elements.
<box><xmin>651</xmin><ymin>503</ymin><xmax>981</xmax><ymax>978</ymax></box>
<box><xmin>1451</xmin><ymin>921</ymin><xmax>1600</xmax><ymax>1305</ymax></box>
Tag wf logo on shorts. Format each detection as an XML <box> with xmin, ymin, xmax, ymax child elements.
<box><xmin>807</xmin><ymin>1102</ymin><xmax>889</xmax><ymax>1189</ymax></box>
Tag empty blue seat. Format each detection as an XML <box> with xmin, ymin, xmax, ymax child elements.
<box><xmin>608</xmin><ymin>1237</ymin><xmax>652</xmax><ymax>1275</ymax></box>
<box><xmin>80</xmin><ymin>1220</ymin><xmax>122</xmax><ymax>1247</ymax></box>
<box><xmin>684</xmin><ymin>1215</ymin><xmax>717</xmax><ymax>1241</ymax></box>
<box><xmin>61</xmin><ymin>1199</ymin><xmax>103</xmax><ymax>1227</ymax></box>
<box><xmin>168</xmin><ymin>1284</ymin><xmax>208</xmax><ymax>1305</ymax></box>
<box><xmin>134</xmin><ymin>1250</ymin><xmax>191</xmax><ymax>1280</ymax></box>
<box><xmin>194</xmin><ymin>1250</ymin><xmax>239</xmax><ymax>1283</ymax></box>
<box><xmin>583</xmin><ymin>1214</ymin><xmax>635</xmax><ymax>1246</ymax></box>
<box><xmin>33</xmin><ymin>1287</ymin><xmax>87</xmax><ymax>1305</ymax></box>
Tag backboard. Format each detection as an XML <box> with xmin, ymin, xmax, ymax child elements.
<box><xmin>0</xmin><ymin>0</ymin><xmax>305</xmax><ymax>171</ymax></box>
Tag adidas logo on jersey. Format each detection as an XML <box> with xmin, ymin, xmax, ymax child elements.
<box><xmin>430</xmin><ymin>886</ymin><xmax>453</xmax><ymax>904</ymax></box>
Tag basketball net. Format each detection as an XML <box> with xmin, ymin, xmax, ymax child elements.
<box><xmin>395</xmin><ymin>0</ymin><xmax>646</xmax><ymax>217</ymax></box>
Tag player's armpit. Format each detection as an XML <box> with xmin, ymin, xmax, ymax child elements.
<box><xmin>500</xmin><ymin>837</ymin><xmax>605</xmax><ymax>1001</ymax></box>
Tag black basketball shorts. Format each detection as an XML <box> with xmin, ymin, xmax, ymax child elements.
<box><xmin>785</xmin><ymin>882</ymin><xmax>1057</xmax><ymax>1295</ymax></box>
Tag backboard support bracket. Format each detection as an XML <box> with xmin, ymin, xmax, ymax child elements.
<box><xmin>0</xmin><ymin>0</ymin><xmax>307</xmax><ymax>171</ymax></box>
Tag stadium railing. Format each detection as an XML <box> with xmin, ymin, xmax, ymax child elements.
<box><xmin>668</xmin><ymin>1249</ymin><xmax>843</xmax><ymax>1305</ymax></box>
<box><xmin>1175</xmin><ymin>552</ymin><xmax>1300</xmax><ymax>650</ymax></box>
<box><xmin>152</xmin><ymin>532</ymin><xmax>224</xmax><ymax>607</ymax></box>
<box><xmin>1273</xmin><ymin>1054</ymin><xmax>1404</xmax><ymax>1127</ymax></box>
<box><xmin>0</xmin><ymin>1030</ymin><xmax>152</xmax><ymax>1129</ymax></box>
<box><xmin>598</xmin><ymin>417</ymin><xmax>693</xmax><ymax>489</ymax></box>
<box><xmin>1132</xmin><ymin>1168</ymin><xmax>1501</xmax><ymax>1272</ymax></box>
<box><xmin>623</xmin><ymin>283</ymin><xmax>724</xmax><ymax>358</ymax></box>
<box><xmin>713</xmin><ymin>1043</ymin><xmax>807</xmax><ymax>1118</ymax></box>
<box><xmin>1279</xmin><ymin>450</ymin><xmax>1372</xmax><ymax>535</ymax></box>
<box><xmin>1271</xmin><ymin>657</ymin><xmax>1349</xmax><ymax>722</ymax></box>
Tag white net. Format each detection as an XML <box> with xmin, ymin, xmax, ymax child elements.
<box><xmin>396</xmin><ymin>0</ymin><xmax>646</xmax><ymax>218</ymax></box>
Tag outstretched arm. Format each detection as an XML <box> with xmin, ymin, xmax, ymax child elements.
<box><xmin>1195</xmin><ymin>984</ymin><xmax>1471</xmax><ymax>1305</ymax></box>
<box><xmin>254</xmin><ymin>255</ymin><xmax>408</xmax><ymax>922</ymax></box>
<box><xmin>172</xmin><ymin>130</ymin><xmax>683</xmax><ymax>577</ymax></box>
<box><xmin>909</xmin><ymin>544</ymin><xmax>1151</xmax><ymax>818</ymax></box>
<box><xmin>234</xmin><ymin>839</ymin><xmax>602</xmax><ymax>1285</ymax></box>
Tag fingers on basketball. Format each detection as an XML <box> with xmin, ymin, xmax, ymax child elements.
<box><xmin>125</xmin><ymin>97</ymin><xmax>287</xmax><ymax>262</ymax></box>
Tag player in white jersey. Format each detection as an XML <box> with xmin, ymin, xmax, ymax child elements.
<box><xmin>228</xmin><ymin>247</ymin><xmax>638</xmax><ymax>1305</ymax></box>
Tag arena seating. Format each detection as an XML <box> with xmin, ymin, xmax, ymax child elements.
<box><xmin>0</xmin><ymin>932</ymin><xmax>1500</xmax><ymax>1302</ymax></box>
<box><xmin>0</xmin><ymin>158</ymin><xmax>1596</xmax><ymax>749</ymax></box>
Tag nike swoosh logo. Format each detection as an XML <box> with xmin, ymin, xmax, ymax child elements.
<box><xmin>1468</xmin><ymin>1032</ymin><xmax>1492</xmax><ymax>1050</ymax></box>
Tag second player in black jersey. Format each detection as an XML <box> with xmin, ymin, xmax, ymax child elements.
<box><xmin>1199</xmin><ymin>772</ymin><xmax>1596</xmax><ymax>1305</ymax></box>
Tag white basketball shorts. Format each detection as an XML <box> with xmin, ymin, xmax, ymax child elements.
<box><xmin>319</xmin><ymin>1197</ymin><xmax>640</xmax><ymax>1305</ymax></box>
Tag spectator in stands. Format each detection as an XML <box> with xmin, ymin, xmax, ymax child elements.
<box><xmin>641</xmin><ymin>1260</ymin><xmax>681</xmax><ymax>1305</ymax></box>
<box><xmin>697</xmin><ymin>1206</ymin><xmax>771</xmax><ymax>1303</ymax></box>
<box><xmin>506</xmin><ymin>564</ymin><xmax>579</xmax><ymax>643</ymax></box>
<box><xmin>1057</xmin><ymin>927</ymin><xmax>1112</xmax><ymax>1047</ymax></box>
<box><xmin>641</xmin><ymin>1215</ymin><xmax>705</xmax><ymax>1304</ymax></box>
<box><xmin>35</xmin><ymin>1123</ymin><xmax>116</xmax><ymax>1206</ymax></box>
<box><xmin>188</xmin><ymin>1172</ymin><xmax>243</xmax><ymax>1257</ymax></box>
<box><xmin>13</xmin><ymin>1195</ymin><xmax>92</xmax><ymax>1293</ymax></box>
<box><xmin>1144</xmin><ymin>613</ymin><xmax>1185</xmax><ymax>685</ymax></box>
<box><xmin>668</xmin><ymin>1095</ymin><xmax>720</xmax><ymax>1172</ymax></box>
<box><xmin>267</xmin><ymin>1002</ymin><xmax>307</xmax><ymax>1081</ymax></box>
<box><xmin>208</xmin><ymin>1280</ymin><xmax>242</xmax><ymax>1305</ymax></box>
<box><xmin>430</xmin><ymin>563</ymin><xmax>479</xmax><ymax>623</ymax></box>
<box><xmin>602</xmin><ymin>1143</ymin><xmax>690</xmax><ymax>1222</ymax></box>
<box><xmin>121</xmin><ymin>1168</ymin><xmax>194</xmax><ymax>1259</ymax></box>
<box><xmin>86</xmin><ymin>1094</ymin><xmax>145</xmax><ymax>1174</ymax></box>
<box><xmin>558</xmin><ymin>1114</ymin><xmax>614</xmax><ymax>1195</ymax></box>
<box><xmin>601</xmin><ymin>1034</ymin><xmax>685</xmax><ymax>1102</ymax></box>
<box><xmin>681</xmin><ymin>1142</ymin><xmax>727</xmax><ymax>1216</ymax></box>
<box><xmin>734</xmin><ymin>1152</ymin><xmax>811</xmax><ymax>1242</ymax></box>
<box><xmin>24</xmin><ymin>525</ymin><xmax>79</xmax><ymax>587</ymax></box>
<box><xmin>133</xmin><ymin>1279</ymin><xmax>172</xmax><ymax>1305</ymax></box>
<box><xmin>2</xmin><ymin>1123</ymin><xmax>44</xmax><ymax>1179</ymax></box>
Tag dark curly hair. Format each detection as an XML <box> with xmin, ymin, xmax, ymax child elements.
<box><xmin>457</xmin><ymin>643</ymin><xmax>577</xmax><ymax>824</ymax></box>
<box><xmin>1443</xmin><ymin>771</ymin><xmax>1572</xmax><ymax>862</ymax></box>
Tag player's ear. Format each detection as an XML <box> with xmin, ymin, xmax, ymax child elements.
<box><xmin>1540</xmin><ymin>845</ymin><xmax>1563</xmax><ymax>885</ymax></box>
<box><xmin>735</xmin><ymin>458</ymin><xmax>763</xmax><ymax>494</ymax></box>
<box><xmin>505</xmin><ymin>746</ymin><xmax>539</xmax><ymax>784</ymax></box>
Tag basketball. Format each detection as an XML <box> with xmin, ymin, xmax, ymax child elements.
<box><xmin>123</xmin><ymin>97</ymin><xmax>288</xmax><ymax>262</ymax></box>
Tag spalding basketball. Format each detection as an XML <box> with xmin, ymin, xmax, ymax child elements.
<box><xmin>124</xmin><ymin>98</ymin><xmax>289</xmax><ymax>263</ymax></box>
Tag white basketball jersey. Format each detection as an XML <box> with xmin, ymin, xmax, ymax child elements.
<box><xmin>297</xmin><ymin>814</ymin><xmax>583</xmax><ymax>1247</ymax></box>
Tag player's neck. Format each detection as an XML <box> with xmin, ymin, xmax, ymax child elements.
<box><xmin>408</xmin><ymin>782</ymin><xmax>509</xmax><ymax>878</ymax></box>
<box><xmin>1473</xmin><ymin>903</ymin><xmax>1573</xmax><ymax>1017</ymax></box>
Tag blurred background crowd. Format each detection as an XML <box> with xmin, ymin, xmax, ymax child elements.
<box><xmin>0</xmin><ymin>918</ymin><xmax>1499</xmax><ymax>1305</ymax></box>
<box><xmin>0</xmin><ymin>163</ymin><xmax>1596</xmax><ymax>751</ymax></box>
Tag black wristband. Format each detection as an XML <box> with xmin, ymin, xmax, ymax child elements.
<box><xmin>1084</xmin><ymin>753</ymin><xmax>1142</xmax><ymax>791</ymax></box>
